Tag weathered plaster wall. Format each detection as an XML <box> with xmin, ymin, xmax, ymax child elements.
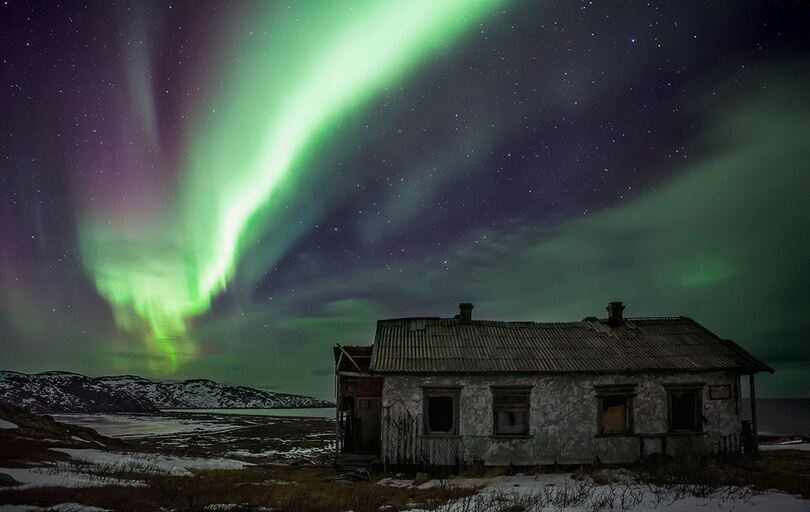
<box><xmin>380</xmin><ymin>372</ymin><xmax>741</xmax><ymax>466</ymax></box>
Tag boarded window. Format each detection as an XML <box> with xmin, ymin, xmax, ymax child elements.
<box><xmin>493</xmin><ymin>388</ymin><xmax>530</xmax><ymax>436</ymax></box>
<box><xmin>423</xmin><ymin>388</ymin><xmax>459</xmax><ymax>435</ymax></box>
<box><xmin>668</xmin><ymin>388</ymin><xmax>702</xmax><ymax>432</ymax></box>
<box><xmin>600</xmin><ymin>395</ymin><xmax>631</xmax><ymax>434</ymax></box>
<box><xmin>595</xmin><ymin>384</ymin><xmax>635</xmax><ymax>435</ymax></box>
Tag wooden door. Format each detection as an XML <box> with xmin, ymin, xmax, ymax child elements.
<box><xmin>354</xmin><ymin>397</ymin><xmax>381</xmax><ymax>454</ymax></box>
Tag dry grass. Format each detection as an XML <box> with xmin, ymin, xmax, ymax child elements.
<box><xmin>0</xmin><ymin>466</ymin><xmax>477</xmax><ymax>512</ymax></box>
<box><xmin>733</xmin><ymin>449</ymin><xmax>810</xmax><ymax>498</ymax></box>
<box><xmin>0</xmin><ymin>425</ymin><xmax>810</xmax><ymax>512</ymax></box>
<box><xmin>616</xmin><ymin>450</ymin><xmax>810</xmax><ymax>500</ymax></box>
<box><xmin>3</xmin><ymin>452</ymin><xmax>809</xmax><ymax>512</ymax></box>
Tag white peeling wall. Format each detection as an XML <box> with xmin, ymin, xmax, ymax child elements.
<box><xmin>380</xmin><ymin>371</ymin><xmax>741</xmax><ymax>466</ymax></box>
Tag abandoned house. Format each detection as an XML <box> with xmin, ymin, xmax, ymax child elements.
<box><xmin>334</xmin><ymin>302</ymin><xmax>773</xmax><ymax>467</ymax></box>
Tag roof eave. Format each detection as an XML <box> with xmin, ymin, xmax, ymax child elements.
<box><xmin>372</xmin><ymin>366</ymin><xmax>768</xmax><ymax>375</ymax></box>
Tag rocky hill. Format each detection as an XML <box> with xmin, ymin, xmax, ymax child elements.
<box><xmin>0</xmin><ymin>371</ymin><xmax>332</xmax><ymax>413</ymax></box>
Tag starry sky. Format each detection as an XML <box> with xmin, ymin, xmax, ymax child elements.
<box><xmin>2</xmin><ymin>1</ymin><xmax>809</xmax><ymax>399</ymax></box>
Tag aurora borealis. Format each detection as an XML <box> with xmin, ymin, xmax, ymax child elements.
<box><xmin>2</xmin><ymin>1</ymin><xmax>809</xmax><ymax>398</ymax></box>
<box><xmin>77</xmin><ymin>0</ymin><xmax>501</xmax><ymax>368</ymax></box>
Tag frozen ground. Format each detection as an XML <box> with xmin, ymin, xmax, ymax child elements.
<box><xmin>50</xmin><ymin>448</ymin><xmax>250</xmax><ymax>476</ymax></box>
<box><xmin>1</xmin><ymin>504</ymin><xmax>112</xmax><ymax>512</ymax></box>
<box><xmin>51</xmin><ymin>413</ymin><xmax>243</xmax><ymax>438</ymax></box>
<box><xmin>0</xmin><ymin>465</ymin><xmax>143</xmax><ymax>490</ymax></box>
<box><xmin>0</xmin><ymin>448</ymin><xmax>250</xmax><ymax>491</ymax></box>
<box><xmin>161</xmin><ymin>407</ymin><xmax>335</xmax><ymax>418</ymax></box>
<box><xmin>761</xmin><ymin>441</ymin><xmax>810</xmax><ymax>452</ymax></box>
<box><xmin>390</xmin><ymin>474</ymin><xmax>810</xmax><ymax>512</ymax></box>
<box><xmin>49</xmin><ymin>412</ymin><xmax>335</xmax><ymax>464</ymax></box>
<box><xmin>2</xmin><ymin>411</ymin><xmax>808</xmax><ymax>511</ymax></box>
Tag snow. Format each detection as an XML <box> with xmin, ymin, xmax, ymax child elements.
<box><xmin>52</xmin><ymin>413</ymin><xmax>242</xmax><ymax>438</ymax></box>
<box><xmin>48</xmin><ymin>504</ymin><xmax>111</xmax><ymax>512</ymax></box>
<box><xmin>0</xmin><ymin>448</ymin><xmax>252</xmax><ymax>491</ymax></box>
<box><xmin>227</xmin><ymin>444</ymin><xmax>334</xmax><ymax>460</ymax></box>
<box><xmin>0</xmin><ymin>504</ymin><xmax>111</xmax><ymax>512</ymax></box>
<box><xmin>0</xmin><ymin>418</ymin><xmax>18</xmax><ymax>429</ymax></box>
<box><xmin>162</xmin><ymin>407</ymin><xmax>335</xmax><ymax>418</ymax></box>
<box><xmin>51</xmin><ymin>448</ymin><xmax>251</xmax><ymax>476</ymax></box>
<box><xmin>761</xmin><ymin>441</ymin><xmax>810</xmax><ymax>452</ymax></box>
<box><xmin>392</xmin><ymin>474</ymin><xmax>810</xmax><ymax>512</ymax></box>
<box><xmin>203</xmin><ymin>505</ymin><xmax>274</xmax><ymax>511</ymax></box>
<box><xmin>0</xmin><ymin>370</ymin><xmax>331</xmax><ymax>413</ymax></box>
<box><xmin>0</xmin><ymin>466</ymin><xmax>143</xmax><ymax>489</ymax></box>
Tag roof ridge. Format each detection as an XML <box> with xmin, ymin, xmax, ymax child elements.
<box><xmin>377</xmin><ymin>316</ymin><xmax>692</xmax><ymax>325</ymax></box>
<box><xmin>377</xmin><ymin>316</ymin><xmax>442</xmax><ymax>323</ymax></box>
<box><xmin>625</xmin><ymin>316</ymin><xmax>689</xmax><ymax>321</ymax></box>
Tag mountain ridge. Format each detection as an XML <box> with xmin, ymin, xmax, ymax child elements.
<box><xmin>0</xmin><ymin>370</ymin><xmax>333</xmax><ymax>413</ymax></box>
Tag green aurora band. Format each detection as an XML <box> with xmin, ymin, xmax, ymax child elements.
<box><xmin>78</xmin><ymin>0</ymin><xmax>501</xmax><ymax>369</ymax></box>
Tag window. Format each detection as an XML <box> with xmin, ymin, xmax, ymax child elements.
<box><xmin>595</xmin><ymin>385</ymin><xmax>634</xmax><ymax>435</ymax></box>
<box><xmin>423</xmin><ymin>388</ymin><xmax>459</xmax><ymax>435</ymax></box>
<box><xmin>600</xmin><ymin>396</ymin><xmax>631</xmax><ymax>434</ymax></box>
<box><xmin>667</xmin><ymin>386</ymin><xmax>703</xmax><ymax>432</ymax></box>
<box><xmin>492</xmin><ymin>387</ymin><xmax>530</xmax><ymax>436</ymax></box>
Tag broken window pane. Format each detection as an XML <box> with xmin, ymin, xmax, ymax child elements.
<box><xmin>670</xmin><ymin>390</ymin><xmax>700</xmax><ymax>431</ymax></box>
<box><xmin>493</xmin><ymin>388</ymin><xmax>530</xmax><ymax>435</ymax></box>
<box><xmin>426</xmin><ymin>395</ymin><xmax>455</xmax><ymax>433</ymax></box>
<box><xmin>600</xmin><ymin>395</ymin><xmax>629</xmax><ymax>434</ymax></box>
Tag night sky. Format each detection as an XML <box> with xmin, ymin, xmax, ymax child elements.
<box><xmin>2</xmin><ymin>1</ymin><xmax>809</xmax><ymax>399</ymax></box>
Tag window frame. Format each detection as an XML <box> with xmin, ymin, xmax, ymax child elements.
<box><xmin>666</xmin><ymin>384</ymin><xmax>704</xmax><ymax>433</ymax></box>
<box><xmin>491</xmin><ymin>386</ymin><xmax>532</xmax><ymax>437</ymax></box>
<box><xmin>422</xmin><ymin>387</ymin><xmax>461</xmax><ymax>436</ymax></box>
<box><xmin>594</xmin><ymin>384</ymin><xmax>636</xmax><ymax>436</ymax></box>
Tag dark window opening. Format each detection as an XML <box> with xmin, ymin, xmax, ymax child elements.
<box><xmin>424</xmin><ymin>389</ymin><xmax>459</xmax><ymax>435</ymax></box>
<box><xmin>669</xmin><ymin>390</ymin><xmax>701</xmax><ymax>432</ymax></box>
<box><xmin>493</xmin><ymin>388</ymin><xmax>530</xmax><ymax>436</ymax></box>
<box><xmin>427</xmin><ymin>396</ymin><xmax>454</xmax><ymax>433</ymax></box>
<box><xmin>600</xmin><ymin>395</ymin><xmax>631</xmax><ymax>434</ymax></box>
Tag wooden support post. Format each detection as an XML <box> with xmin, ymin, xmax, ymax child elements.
<box><xmin>335</xmin><ymin>372</ymin><xmax>341</xmax><ymax>459</ymax></box>
<box><xmin>749</xmin><ymin>373</ymin><xmax>759</xmax><ymax>455</ymax></box>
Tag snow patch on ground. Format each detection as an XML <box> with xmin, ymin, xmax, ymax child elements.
<box><xmin>392</xmin><ymin>474</ymin><xmax>810</xmax><ymax>512</ymax></box>
<box><xmin>49</xmin><ymin>504</ymin><xmax>111</xmax><ymax>512</ymax></box>
<box><xmin>761</xmin><ymin>441</ymin><xmax>810</xmax><ymax>452</ymax></box>
<box><xmin>0</xmin><ymin>503</ymin><xmax>111</xmax><ymax>511</ymax></box>
<box><xmin>203</xmin><ymin>505</ymin><xmax>274</xmax><ymax>511</ymax></box>
<box><xmin>51</xmin><ymin>448</ymin><xmax>251</xmax><ymax>476</ymax></box>
<box><xmin>227</xmin><ymin>444</ymin><xmax>334</xmax><ymax>461</ymax></box>
<box><xmin>0</xmin><ymin>466</ymin><xmax>143</xmax><ymax>489</ymax></box>
<box><xmin>52</xmin><ymin>413</ymin><xmax>241</xmax><ymax>438</ymax></box>
<box><xmin>0</xmin><ymin>418</ymin><xmax>18</xmax><ymax>429</ymax></box>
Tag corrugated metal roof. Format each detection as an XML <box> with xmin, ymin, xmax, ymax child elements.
<box><xmin>369</xmin><ymin>317</ymin><xmax>773</xmax><ymax>374</ymax></box>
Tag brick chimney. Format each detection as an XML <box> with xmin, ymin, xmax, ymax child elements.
<box><xmin>606</xmin><ymin>301</ymin><xmax>625</xmax><ymax>327</ymax></box>
<box><xmin>458</xmin><ymin>303</ymin><xmax>474</xmax><ymax>324</ymax></box>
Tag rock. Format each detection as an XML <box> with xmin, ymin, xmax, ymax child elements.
<box><xmin>0</xmin><ymin>472</ymin><xmax>21</xmax><ymax>487</ymax></box>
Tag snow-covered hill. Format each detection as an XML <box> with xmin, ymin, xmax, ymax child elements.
<box><xmin>0</xmin><ymin>371</ymin><xmax>333</xmax><ymax>413</ymax></box>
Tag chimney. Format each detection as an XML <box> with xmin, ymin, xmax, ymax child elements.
<box><xmin>458</xmin><ymin>303</ymin><xmax>474</xmax><ymax>324</ymax></box>
<box><xmin>606</xmin><ymin>301</ymin><xmax>625</xmax><ymax>327</ymax></box>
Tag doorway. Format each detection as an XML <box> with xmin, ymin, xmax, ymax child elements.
<box><xmin>353</xmin><ymin>396</ymin><xmax>381</xmax><ymax>454</ymax></box>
